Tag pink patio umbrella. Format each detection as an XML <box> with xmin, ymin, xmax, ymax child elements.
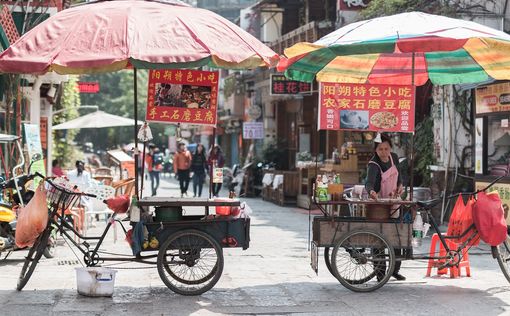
<box><xmin>0</xmin><ymin>0</ymin><xmax>279</xmax><ymax>198</ymax></box>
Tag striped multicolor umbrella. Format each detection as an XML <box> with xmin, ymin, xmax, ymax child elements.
<box><xmin>278</xmin><ymin>11</ymin><xmax>510</xmax><ymax>86</ymax></box>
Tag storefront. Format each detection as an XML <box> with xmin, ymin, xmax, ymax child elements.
<box><xmin>474</xmin><ymin>81</ymin><xmax>510</xmax><ymax>225</ymax></box>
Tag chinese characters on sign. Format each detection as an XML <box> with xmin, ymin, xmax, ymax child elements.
<box><xmin>243</xmin><ymin>122</ymin><xmax>264</xmax><ymax>139</ymax></box>
<box><xmin>78</xmin><ymin>82</ymin><xmax>100</xmax><ymax>93</ymax></box>
<box><xmin>475</xmin><ymin>82</ymin><xmax>510</xmax><ymax>114</ymax></box>
<box><xmin>318</xmin><ymin>82</ymin><xmax>415</xmax><ymax>132</ymax></box>
<box><xmin>146</xmin><ymin>69</ymin><xmax>219</xmax><ymax>126</ymax></box>
<box><xmin>270</xmin><ymin>74</ymin><xmax>312</xmax><ymax>95</ymax></box>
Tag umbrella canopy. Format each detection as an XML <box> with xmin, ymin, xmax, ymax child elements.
<box><xmin>0</xmin><ymin>0</ymin><xmax>278</xmax><ymax>74</ymax></box>
<box><xmin>53</xmin><ymin>110</ymin><xmax>142</xmax><ymax>130</ymax></box>
<box><xmin>278</xmin><ymin>11</ymin><xmax>510</xmax><ymax>86</ymax></box>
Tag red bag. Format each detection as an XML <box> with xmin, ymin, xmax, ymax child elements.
<box><xmin>15</xmin><ymin>183</ymin><xmax>49</xmax><ymax>248</ymax></box>
<box><xmin>447</xmin><ymin>196</ymin><xmax>464</xmax><ymax>238</ymax></box>
<box><xmin>473</xmin><ymin>191</ymin><xmax>507</xmax><ymax>246</ymax></box>
<box><xmin>457</xmin><ymin>197</ymin><xmax>479</xmax><ymax>246</ymax></box>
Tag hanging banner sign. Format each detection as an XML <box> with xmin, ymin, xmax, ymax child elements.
<box><xmin>243</xmin><ymin>122</ymin><xmax>264</xmax><ymax>139</ymax></box>
<box><xmin>270</xmin><ymin>74</ymin><xmax>312</xmax><ymax>95</ymax></box>
<box><xmin>146</xmin><ymin>69</ymin><xmax>219</xmax><ymax>126</ymax></box>
<box><xmin>475</xmin><ymin>82</ymin><xmax>510</xmax><ymax>114</ymax></box>
<box><xmin>78</xmin><ymin>82</ymin><xmax>100</xmax><ymax>93</ymax></box>
<box><xmin>318</xmin><ymin>82</ymin><xmax>415</xmax><ymax>132</ymax></box>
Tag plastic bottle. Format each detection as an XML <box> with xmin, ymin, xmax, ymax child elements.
<box><xmin>412</xmin><ymin>212</ymin><xmax>424</xmax><ymax>247</ymax></box>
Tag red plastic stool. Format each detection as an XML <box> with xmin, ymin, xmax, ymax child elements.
<box><xmin>426</xmin><ymin>233</ymin><xmax>471</xmax><ymax>278</ymax></box>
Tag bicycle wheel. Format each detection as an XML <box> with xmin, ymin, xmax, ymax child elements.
<box><xmin>496</xmin><ymin>235</ymin><xmax>510</xmax><ymax>283</ymax></box>
<box><xmin>157</xmin><ymin>229</ymin><xmax>224</xmax><ymax>296</ymax></box>
<box><xmin>331</xmin><ymin>230</ymin><xmax>395</xmax><ymax>292</ymax></box>
<box><xmin>16</xmin><ymin>226</ymin><xmax>52</xmax><ymax>291</ymax></box>
<box><xmin>43</xmin><ymin>227</ymin><xmax>58</xmax><ymax>259</ymax></box>
<box><xmin>325</xmin><ymin>246</ymin><xmax>377</xmax><ymax>284</ymax></box>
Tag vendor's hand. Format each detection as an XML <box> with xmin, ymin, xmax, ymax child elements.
<box><xmin>397</xmin><ymin>185</ymin><xmax>404</xmax><ymax>195</ymax></box>
<box><xmin>369</xmin><ymin>190</ymin><xmax>378</xmax><ymax>199</ymax></box>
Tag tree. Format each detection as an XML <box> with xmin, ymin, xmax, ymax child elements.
<box><xmin>53</xmin><ymin>76</ymin><xmax>81</xmax><ymax>166</ymax></box>
<box><xmin>78</xmin><ymin>70</ymin><xmax>168</xmax><ymax>151</ymax></box>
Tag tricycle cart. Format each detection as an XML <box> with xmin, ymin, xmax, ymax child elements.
<box><xmin>16</xmin><ymin>178</ymin><xmax>250</xmax><ymax>296</ymax></box>
<box><xmin>311</xmin><ymin>177</ymin><xmax>510</xmax><ymax>292</ymax></box>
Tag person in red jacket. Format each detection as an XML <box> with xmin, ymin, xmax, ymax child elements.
<box><xmin>146</xmin><ymin>145</ymin><xmax>164</xmax><ymax>196</ymax></box>
<box><xmin>173</xmin><ymin>142</ymin><xmax>192</xmax><ymax>197</ymax></box>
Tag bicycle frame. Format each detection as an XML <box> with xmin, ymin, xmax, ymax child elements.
<box><xmin>412</xmin><ymin>207</ymin><xmax>479</xmax><ymax>263</ymax></box>
<box><xmin>51</xmin><ymin>210</ymin><xmax>159</xmax><ymax>265</ymax></box>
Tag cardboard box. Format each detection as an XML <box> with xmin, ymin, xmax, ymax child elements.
<box><xmin>327</xmin><ymin>183</ymin><xmax>344</xmax><ymax>194</ymax></box>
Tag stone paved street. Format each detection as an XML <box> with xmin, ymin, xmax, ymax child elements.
<box><xmin>1</xmin><ymin>177</ymin><xmax>510</xmax><ymax>315</ymax></box>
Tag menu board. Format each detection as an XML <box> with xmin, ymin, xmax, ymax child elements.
<box><xmin>475</xmin><ymin>82</ymin><xmax>510</xmax><ymax>114</ymax></box>
<box><xmin>146</xmin><ymin>69</ymin><xmax>219</xmax><ymax>126</ymax></box>
<box><xmin>318</xmin><ymin>82</ymin><xmax>415</xmax><ymax>132</ymax></box>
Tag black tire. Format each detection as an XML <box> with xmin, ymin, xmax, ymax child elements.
<box><xmin>496</xmin><ymin>236</ymin><xmax>510</xmax><ymax>283</ymax></box>
<box><xmin>331</xmin><ymin>230</ymin><xmax>395</xmax><ymax>292</ymax></box>
<box><xmin>43</xmin><ymin>228</ymin><xmax>57</xmax><ymax>259</ymax></box>
<box><xmin>325</xmin><ymin>246</ymin><xmax>376</xmax><ymax>284</ymax></box>
<box><xmin>157</xmin><ymin>229</ymin><xmax>224</xmax><ymax>296</ymax></box>
<box><xmin>324</xmin><ymin>247</ymin><xmax>334</xmax><ymax>276</ymax></box>
<box><xmin>16</xmin><ymin>226</ymin><xmax>51</xmax><ymax>291</ymax></box>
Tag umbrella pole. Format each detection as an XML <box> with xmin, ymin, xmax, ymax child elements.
<box><xmin>134</xmin><ymin>68</ymin><xmax>139</xmax><ymax>199</ymax></box>
<box><xmin>409</xmin><ymin>52</ymin><xmax>415</xmax><ymax>202</ymax></box>
<box><xmin>209</xmin><ymin>127</ymin><xmax>216</xmax><ymax>199</ymax></box>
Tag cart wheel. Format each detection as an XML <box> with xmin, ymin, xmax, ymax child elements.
<box><xmin>157</xmin><ymin>229</ymin><xmax>224</xmax><ymax>296</ymax></box>
<box><xmin>496</xmin><ymin>235</ymin><xmax>510</xmax><ymax>283</ymax></box>
<box><xmin>17</xmin><ymin>226</ymin><xmax>52</xmax><ymax>291</ymax></box>
<box><xmin>331</xmin><ymin>230</ymin><xmax>395</xmax><ymax>292</ymax></box>
<box><xmin>324</xmin><ymin>247</ymin><xmax>334</xmax><ymax>276</ymax></box>
<box><xmin>325</xmin><ymin>246</ymin><xmax>377</xmax><ymax>284</ymax></box>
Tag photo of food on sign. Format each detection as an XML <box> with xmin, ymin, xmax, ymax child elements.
<box><xmin>370</xmin><ymin>111</ymin><xmax>399</xmax><ymax>129</ymax></box>
<box><xmin>154</xmin><ymin>83</ymin><xmax>212</xmax><ymax>109</ymax></box>
<box><xmin>340</xmin><ymin>110</ymin><xmax>369</xmax><ymax>130</ymax></box>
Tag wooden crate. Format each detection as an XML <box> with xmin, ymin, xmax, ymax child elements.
<box><xmin>312</xmin><ymin>217</ymin><xmax>411</xmax><ymax>248</ymax></box>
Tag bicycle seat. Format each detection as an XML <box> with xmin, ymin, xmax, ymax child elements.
<box><xmin>416</xmin><ymin>197</ymin><xmax>443</xmax><ymax>209</ymax></box>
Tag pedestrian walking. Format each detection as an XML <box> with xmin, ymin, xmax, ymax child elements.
<box><xmin>191</xmin><ymin>143</ymin><xmax>208</xmax><ymax>197</ymax></box>
<box><xmin>208</xmin><ymin>145</ymin><xmax>225</xmax><ymax>197</ymax></box>
<box><xmin>146</xmin><ymin>144</ymin><xmax>164</xmax><ymax>196</ymax></box>
<box><xmin>173</xmin><ymin>142</ymin><xmax>192</xmax><ymax>197</ymax></box>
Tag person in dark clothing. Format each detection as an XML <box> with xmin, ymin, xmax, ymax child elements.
<box><xmin>365</xmin><ymin>133</ymin><xmax>406</xmax><ymax>281</ymax></box>
<box><xmin>191</xmin><ymin>144</ymin><xmax>208</xmax><ymax>197</ymax></box>
<box><xmin>208</xmin><ymin>145</ymin><xmax>225</xmax><ymax>197</ymax></box>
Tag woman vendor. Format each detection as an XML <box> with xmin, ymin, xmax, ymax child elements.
<box><xmin>365</xmin><ymin>133</ymin><xmax>405</xmax><ymax>281</ymax></box>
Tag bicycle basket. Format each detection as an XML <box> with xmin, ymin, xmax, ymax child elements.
<box><xmin>45</xmin><ymin>180</ymin><xmax>81</xmax><ymax>210</ymax></box>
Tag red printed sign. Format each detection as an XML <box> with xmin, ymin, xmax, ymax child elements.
<box><xmin>146</xmin><ymin>69</ymin><xmax>219</xmax><ymax>126</ymax></box>
<box><xmin>78</xmin><ymin>82</ymin><xmax>100</xmax><ymax>93</ymax></box>
<box><xmin>319</xmin><ymin>82</ymin><xmax>415</xmax><ymax>133</ymax></box>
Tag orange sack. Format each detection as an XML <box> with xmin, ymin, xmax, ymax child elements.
<box><xmin>15</xmin><ymin>183</ymin><xmax>48</xmax><ymax>248</ymax></box>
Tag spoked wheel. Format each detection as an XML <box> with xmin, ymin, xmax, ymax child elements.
<box><xmin>331</xmin><ymin>230</ymin><xmax>395</xmax><ymax>292</ymax></box>
<box><xmin>157</xmin><ymin>229</ymin><xmax>224</xmax><ymax>296</ymax></box>
<box><xmin>325</xmin><ymin>246</ymin><xmax>377</xmax><ymax>284</ymax></box>
<box><xmin>496</xmin><ymin>235</ymin><xmax>510</xmax><ymax>283</ymax></box>
<box><xmin>43</xmin><ymin>227</ymin><xmax>58</xmax><ymax>259</ymax></box>
<box><xmin>17</xmin><ymin>226</ymin><xmax>52</xmax><ymax>291</ymax></box>
<box><xmin>324</xmin><ymin>247</ymin><xmax>334</xmax><ymax>276</ymax></box>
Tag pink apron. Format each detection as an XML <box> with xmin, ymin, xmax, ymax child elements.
<box><xmin>369</xmin><ymin>154</ymin><xmax>400</xmax><ymax>218</ymax></box>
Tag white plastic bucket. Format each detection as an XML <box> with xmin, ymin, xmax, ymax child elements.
<box><xmin>75</xmin><ymin>267</ymin><xmax>117</xmax><ymax>297</ymax></box>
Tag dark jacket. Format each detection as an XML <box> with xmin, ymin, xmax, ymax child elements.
<box><xmin>191</xmin><ymin>152</ymin><xmax>207</xmax><ymax>175</ymax></box>
<box><xmin>365</xmin><ymin>152</ymin><xmax>402</xmax><ymax>193</ymax></box>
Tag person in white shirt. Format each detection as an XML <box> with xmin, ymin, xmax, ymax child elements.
<box><xmin>67</xmin><ymin>160</ymin><xmax>95</xmax><ymax>225</ymax></box>
<box><xmin>67</xmin><ymin>160</ymin><xmax>93</xmax><ymax>190</ymax></box>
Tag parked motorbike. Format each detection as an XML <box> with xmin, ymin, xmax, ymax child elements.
<box><xmin>0</xmin><ymin>139</ymin><xmax>56</xmax><ymax>259</ymax></box>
